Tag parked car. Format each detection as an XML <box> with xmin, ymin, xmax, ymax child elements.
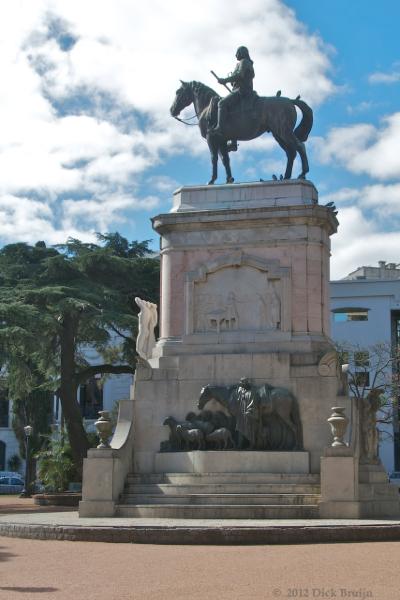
<box><xmin>0</xmin><ymin>475</ymin><xmax>24</xmax><ymax>494</ymax></box>
<box><xmin>0</xmin><ymin>471</ymin><xmax>22</xmax><ymax>479</ymax></box>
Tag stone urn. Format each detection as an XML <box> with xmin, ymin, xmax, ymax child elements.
<box><xmin>327</xmin><ymin>406</ymin><xmax>349</xmax><ymax>447</ymax></box>
<box><xmin>95</xmin><ymin>411</ymin><xmax>113</xmax><ymax>449</ymax></box>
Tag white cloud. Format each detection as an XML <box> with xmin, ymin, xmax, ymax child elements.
<box><xmin>0</xmin><ymin>194</ymin><xmax>96</xmax><ymax>244</ymax></box>
<box><xmin>331</xmin><ymin>206</ymin><xmax>400</xmax><ymax>280</ymax></box>
<box><xmin>0</xmin><ymin>0</ymin><xmax>336</xmax><ymax>244</ymax></box>
<box><xmin>322</xmin><ymin>181</ymin><xmax>400</xmax><ymax>279</ymax></box>
<box><xmin>146</xmin><ymin>176</ymin><xmax>180</xmax><ymax>193</ymax></box>
<box><xmin>346</xmin><ymin>101</ymin><xmax>375</xmax><ymax>115</ymax></box>
<box><xmin>320</xmin><ymin>188</ymin><xmax>361</xmax><ymax>205</ymax></box>
<box><xmin>61</xmin><ymin>193</ymin><xmax>159</xmax><ymax>233</ymax></box>
<box><xmin>322</xmin><ymin>183</ymin><xmax>400</xmax><ymax>217</ymax></box>
<box><xmin>42</xmin><ymin>0</ymin><xmax>334</xmax><ymax>109</ymax></box>
<box><xmin>313</xmin><ymin>113</ymin><xmax>400</xmax><ymax>179</ymax></box>
<box><xmin>369</xmin><ymin>64</ymin><xmax>400</xmax><ymax>85</ymax></box>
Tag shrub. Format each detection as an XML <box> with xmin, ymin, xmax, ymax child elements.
<box><xmin>35</xmin><ymin>435</ymin><xmax>74</xmax><ymax>493</ymax></box>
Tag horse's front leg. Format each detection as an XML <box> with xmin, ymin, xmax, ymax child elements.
<box><xmin>207</xmin><ymin>135</ymin><xmax>218</xmax><ymax>185</ymax></box>
<box><xmin>219</xmin><ymin>143</ymin><xmax>234</xmax><ymax>184</ymax></box>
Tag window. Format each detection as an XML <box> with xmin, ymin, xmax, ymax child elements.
<box><xmin>79</xmin><ymin>377</ymin><xmax>103</xmax><ymax>420</ymax></box>
<box><xmin>0</xmin><ymin>392</ymin><xmax>9</xmax><ymax>428</ymax></box>
<box><xmin>332</xmin><ymin>308</ymin><xmax>369</xmax><ymax>322</ymax></box>
<box><xmin>0</xmin><ymin>441</ymin><xmax>5</xmax><ymax>471</ymax></box>
<box><xmin>354</xmin><ymin>351</ymin><xmax>370</xmax><ymax>367</ymax></box>
<box><xmin>353</xmin><ymin>372</ymin><xmax>370</xmax><ymax>387</ymax></box>
<box><xmin>337</xmin><ymin>350</ymin><xmax>350</xmax><ymax>365</ymax></box>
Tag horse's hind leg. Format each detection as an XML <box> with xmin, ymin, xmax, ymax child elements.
<box><xmin>282</xmin><ymin>131</ymin><xmax>310</xmax><ymax>180</ymax></box>
<box><xmin>219</xmin><ymin>142</ymin><xmax>234</xmax><ymax>183</ymax></box>
<box><xmin>273</xmin><ymin>133</ymin><xmax>296</xmax><ymax>179</ymax></box>
<box><xmin>296</xmin><ymin>140</ymin><xmax>309</xmax><ymax>179</ymax></box>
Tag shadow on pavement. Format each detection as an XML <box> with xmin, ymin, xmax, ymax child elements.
<box><xmin>0</xmin><ymin>545</ymin><xmax>17</xmax><ymax>562</ymax></box>
<box><xmin>0</xmin><ymin>586</ymin><xmax>58</xmax><ymax>593</ymax></box>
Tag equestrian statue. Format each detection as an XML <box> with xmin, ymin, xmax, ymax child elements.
<box><xmin>170</xmin><ymin>46</ymin><xmax>313</xmax><ymax>185</ymax></box>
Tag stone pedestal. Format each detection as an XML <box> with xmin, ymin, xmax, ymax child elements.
<box><xmin>132</xmin><ymin>180</ymin><xmax>343</xmax><ymax>475</ymax></box>
<box><xmin>153</xmin><ymin>179</ymin><xmax>336</xmax><ymax>358</ymax></box>
<box><xmin>79</xmin><ymin>399</ymin><xmax>134</xmax><ymax>518</ymax></box>
<box><xmin>155</xmin><ymin>450</ymin><xmax>310</xmax><ymax>474</ymax></box>
<box><xmin>319</xmin><ymin>451</ymin><xmax>400</xmax><ymax>519</ymax></box>
<box><xmin>80</xmin><ymin>180</ymin><xmax>400</xmax><ymax>519</ymax></box>
<box><xmin>319</xmin><ymin>448</ymin><xmax>361</xmax><ymax>518</ymax></box>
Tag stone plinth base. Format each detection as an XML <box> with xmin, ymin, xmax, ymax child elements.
<box><xmin>171</xmin><ymin>179</ymin><xmax>318</xmax><ymax>212</ymax></box>
<box><xmin>155</xmin><ymin>451</ymin><xmax>310</xmax><ymax>474</ymax></box>
<box><xmin>319</xmin><ymin>454</ymin><xmax>400</xmax><ymax>519</ymax></box>
<box><xmin>79</xmin><ymin>500</ymin><xmax>116</xmax><ymax>518</ymax></box>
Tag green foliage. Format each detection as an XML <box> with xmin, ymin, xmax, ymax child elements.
<box><xmin>11</xmin><ymin>390</ymin><xmax>53</xmax><ymax>458</ymax></box>
<box><xmin>0</xmin><ymin>233</ymin><xmax>160</xmax><ymax>471</ymax></box>
<box><xmin>7</xmin><ymin>454</ymin><xmax>22</xmax><ymax>473</ymax></box>
<box><xmin>86</xmin><ymin>431</ymin><xmax>100</xmax><ymax>449</ymax></box>
<box><xmin>36</xmin><ymin>434</ymin><xmax>75</xmax><ymax>492</ymax></box>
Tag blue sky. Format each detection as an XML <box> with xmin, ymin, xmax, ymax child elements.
<box><xmin>0</xmin><ymin>0</ymin><xmax>399</xmax><ymax>278</ymax></box>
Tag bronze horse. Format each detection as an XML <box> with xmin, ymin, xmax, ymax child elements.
<box><xmin>170</xmin><ymin>80</ymin><xmax>313</xmax><ymax>185</ymax></box>
<box><xmin>198</xmin><ymin>383</ymin><xmax>303</xmax><ymax>451</ymax></box>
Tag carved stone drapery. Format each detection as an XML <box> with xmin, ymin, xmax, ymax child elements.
<box><xmin>135</xmin><ymin>297</ymin><xmax>158</xmax><ymax>361</ymax></box>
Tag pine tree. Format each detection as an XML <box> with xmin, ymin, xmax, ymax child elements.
<box><xmin>0</xmin><ymin>235</ymin><xmax>159</xmax><ymax>474</ymax></box>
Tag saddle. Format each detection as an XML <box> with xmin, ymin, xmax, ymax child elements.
<box><xmin>239</xmin><ymin>91</ymin><xmax>259</xmax><ymax>114</ymax></box>
<box><xmin>205</xmin><ymin>93</ymin><xmax>260</xmax><ymax>130</ymax></box>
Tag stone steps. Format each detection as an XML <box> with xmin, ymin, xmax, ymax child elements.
<box><xmin>125</xmin><ymin>483</ymin><xmax>321</xmax><ymax>495</ymax></box>
<box><xmin>118</xmin><ymin>471</ymin><xmax>321</xmax><ymax>519</ymax></box>
<box><xmin>115</xmin><ymin>503</ymin><xmax>320</xmax><ymax>519</ymax></box>
<box><xmin>120</xmin><ymin>493</ymin><xmax>320</xmax><ymax>506</ymax></box>
<box><xmin>126</xmin><ymin>472</ymin><xmax>320</xmax><ymax>485</ymax></box>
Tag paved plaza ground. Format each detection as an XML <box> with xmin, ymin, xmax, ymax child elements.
<box><xmin>0</xmin><ymin>496</ymin><xmax>399</xmax><ymax>600</ymax></box>
<box><xmin>0</xmin><ymin>495</ymin><xmax>76</xmax><ymax>516</ymax></box>
<box><xmin>1</xmin><ymin>535</ymin><xmax>399</xmax><ymax>600</ymax></box>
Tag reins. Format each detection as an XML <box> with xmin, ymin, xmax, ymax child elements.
<box><xmin>173</xmin><ymin>114</ymin><xmax>199</xmax><ymax>126</ymax></box>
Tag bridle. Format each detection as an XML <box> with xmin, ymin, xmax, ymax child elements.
<box><xmin>172</xmin><ymin>85</ymin><xmax>200</xmax><ymax>126</ymax></box>
<box><xmin>173</xmin><ymin>114</ymin><xmax>198</xmax><ymax>126</ymax></box>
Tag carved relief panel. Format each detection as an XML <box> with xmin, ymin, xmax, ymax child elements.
<box><xmin>185</xmin><ymin>252</ymin><xmax>291</xmax><ymax>335</ymax></box>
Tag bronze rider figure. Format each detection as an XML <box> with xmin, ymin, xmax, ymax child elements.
<box><xmin>213</xmin><ymin>46</ymin><xmax>255</xmax><ymax>149</ymax></box>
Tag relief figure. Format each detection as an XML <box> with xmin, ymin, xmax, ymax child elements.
<box><xmin>197</xmin><ymin>291</ymin><xmax>239</xmax><ymax>333</ymax></box>
<box><xmin>257</xmin><ymin>284</ymin><xmax>281</xmax><ymax>330</ymax></box>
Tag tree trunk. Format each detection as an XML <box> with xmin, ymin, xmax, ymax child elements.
<box><xmin>59</xmin><ymin>312</ymin><xmax>90</xmax><ymax>477</ymax></box>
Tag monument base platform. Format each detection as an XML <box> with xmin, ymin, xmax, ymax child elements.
<box><xmin>154</xmin><ymin>451</ymin><xmax>310</xmax><ymax>474</ymax></box>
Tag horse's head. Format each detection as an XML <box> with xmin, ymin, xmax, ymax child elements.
<box><xmin>198</xmin><ymin>384</ymin><xmax>212</xmax><ymax>410</ymax></box>
<box><xmin>170</xmin><ymin>80</ymin><xmax>193</xmax><ymax>117</ymax></box>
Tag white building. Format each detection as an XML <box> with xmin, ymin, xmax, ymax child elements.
<box><xmin>330</xmin><ymin>260</ymin><xmax>400</xmax><ymax>474</ymax></box>
<box><xmin>0</xmin><ymin>373</ymin><xmax>132</xmax><ymax>472</ymax></box>
<box><xmin>0</xmin><ymin>395</ymin><xmax>20</xmax><ymax>471</ymax></box>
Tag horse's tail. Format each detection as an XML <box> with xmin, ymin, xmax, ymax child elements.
<box><xmin>292</xmin><ymin>98</ymin><xmax>313</xmax><ymax>142</ymax></box>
